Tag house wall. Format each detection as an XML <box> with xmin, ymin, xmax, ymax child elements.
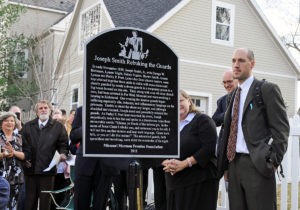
<box><xmin>10</xmin><ymin>7</ymin><xmax>66</xmax><ymax>37</ymax></box>
<box><xmin>33</xmin><ymin>31</ymin><xmax>66</xmax><ymax>104</ymax></box>
<box><xmin>55</xmin><ymin>0</ymin><xmax>297</xmax><ymax>116</ymax></box>
<box><xmin>56</xmin><ymin>0</ymin><xmax>114</xmax><ymax>111</ymax></box>
<box><xmin>151</xmin><ymin>0</ymin><xmax>297</xmax><ymax>116</ymax></box>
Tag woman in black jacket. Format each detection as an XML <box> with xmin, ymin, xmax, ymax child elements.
<box><xmin>162</xmin><ymin>90</ymin><xmax>218</xmax><ymax>210</ymax></box>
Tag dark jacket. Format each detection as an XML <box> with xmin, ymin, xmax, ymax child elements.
<box><xmin>165</xmin><ymin>113</ymin><xmax>217</xmax><ymax>190</ymax></box>
<box><xmin>70</xmin><ymin>106</ymin><xmax>119</xmax><ymax>176</ymax></box>
<box><xmin>22</xmin><ymin>117</ymin><xmax>69</xmax><ymax>175</ymax></box>
<box><xmin>217</xmin><ymin>79</ymin><xmax>289</xmax><ymax>178</ymax></box>
<box><xmin>212</xmin><ymin>94</ymin><xmax>229</xmax><ymax>127</ymax></box>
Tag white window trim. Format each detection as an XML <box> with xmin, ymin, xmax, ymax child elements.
<box><xmin>70</xmin><ymin>84</ymin><xmax>80</xmax><ymax>109</ymax></box>
<box><xmin>78</xmin><ymin>2</ymin><xmax>102</xmax><ymax>55</ymax></box>
<box><xmin>186</xmin><ymin>90</ymin><xmax>213</xmax><ymax>116</ymax></box>
<box><xmin>211</xmin><ymin>0</ymin><xmax>235</xmax><ymax>46</ymax></box>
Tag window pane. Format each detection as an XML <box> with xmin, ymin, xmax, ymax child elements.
<box><xmin>195</xmin><ymin>99</ymin><xmax>201</xmax><ymax>107</ymax></box>
<box><xmin>72</xmin><ymin>88</ymin><xmax>78</xmax><ymax>103</ymax></box>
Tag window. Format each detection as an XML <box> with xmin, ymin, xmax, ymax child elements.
<box><xmin>40</xmin><ymin>57</ymin><xmax>44</xmax><ymax>73</ymax></box>
<box><xmin>13</xmin><ymin>49</ymin><xmax>29</xmax><ymax>78</ymax></box>
<box><xmin>71</xmin><ymin>87</ymin><xmax>79</xmax><ymax>110</ymax></box>
<box><xmin>51</xmin><ymin>87</ymin><xmax>58</xmax><ymax>107</ymax></box>
<box><xmin>186</xmin><ymin>91</ymin><xmax>212</xmax><ymax>115</ymax></box>
<box><xmin>191</xmin><ymin>97</ymin><xmax>207</xmax><ymax>114</ymax></box>
<box><xmin>211</xmin><ymin>0</ymin><xmax>235</xmax><ymax>46</ymax></box>
<box><xmin>79</xmin><ymin>3</ymin><xmax>102</xmax><ymax>53</ymax></box>
<box><xmin>191</xmin><ymin>98</ymin><xmax>201</xmax><ymax>108</ymax></box>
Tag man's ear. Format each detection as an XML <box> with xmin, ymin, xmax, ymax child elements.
<box><xmin>251</xmin><ymin>60</ymin><xmax>256</xmax><ymax>69</ymax></box>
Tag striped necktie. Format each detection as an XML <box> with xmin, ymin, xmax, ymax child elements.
<box><xmin>227</xmin><ymin>87</ymin><xmax>241</xmax><ymax>162</ymax></box>
<box><xmin>39</xmin><ymin>124</ymin><xmax>44</xmax><ymax>130</ymax></box>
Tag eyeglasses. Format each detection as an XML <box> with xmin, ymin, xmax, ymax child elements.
<box><xmin>222</xmin><ymin>80</ymin><xmax>233</xmax><ymax>85</ymax></box>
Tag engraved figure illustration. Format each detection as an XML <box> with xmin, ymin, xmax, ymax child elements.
<box><xmin>119</xmin><ymin>30</ymin><xmax>149</xmax><ymax>60</ymax></box>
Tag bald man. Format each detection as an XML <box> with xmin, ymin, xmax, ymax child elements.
<box><xmin>213</xmin><ymin>70</ymin><xmax>237</xmax><ymax>156</ymax></box>
<box><xmin>218</xmin><ymin>48</ymin><xmax>289</xmax><ymax>210</ymax></box>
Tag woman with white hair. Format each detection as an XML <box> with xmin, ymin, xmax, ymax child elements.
<box><xmin>0</xmin><ymin>112</ymin><xmax>26</xmax><ymax>210</ymax></box>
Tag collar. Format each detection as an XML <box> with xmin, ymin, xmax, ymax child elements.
<box><xmin>239</xmin><ymin>75</ymin><xmax>254</xmax><ymax>91</ymax></box>
<box><xmin>181</xmin><ymin>112</ymin><xmax>196</xmax><ymax>123</ymax></box>
<box><xmin>38</xmin><ymin>119</ymin><xmax>49</xmax><ymax>127</ymax></box>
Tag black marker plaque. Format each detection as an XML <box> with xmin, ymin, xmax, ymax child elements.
<box><xmin>84</xmin><ymin>28</ymin><xmax>178</xmax><ymax>158</ymax></box>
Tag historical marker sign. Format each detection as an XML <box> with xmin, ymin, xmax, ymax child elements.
<box><xmin>83</xmin><ymin>28</ymin><xmax>178</xmax><ymax>158</ymax></box>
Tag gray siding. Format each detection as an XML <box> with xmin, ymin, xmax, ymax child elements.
<box><xmin>10</xmin><ymin>8</ymin><xmax>65</xmax><ymax>37</ymax></box>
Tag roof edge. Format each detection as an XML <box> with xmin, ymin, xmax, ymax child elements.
<box><xmin>8</xmin><ymin>1</ymin><xmax>68</xmax><ymax>14</ymax></box>
<box><xmin>101</xmin><ymin>0</ymin><xmax>115</xmax><ymax>28</ymax></box>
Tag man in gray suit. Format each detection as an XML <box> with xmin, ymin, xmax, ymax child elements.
<box><xmin>217</xmin><ymin>48</ymin><xmax>289</xmax><ymax>210</ymax></box>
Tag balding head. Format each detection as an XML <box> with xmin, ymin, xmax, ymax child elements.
<box><xmin>222</xmin><ymin>70</ymin><xmax>237</xmax><ymax>93</ymax></box>
<box><xmin>9</xmin><ymin>106</ymin><xmax>21</xmax><ymax>114</ymax></box>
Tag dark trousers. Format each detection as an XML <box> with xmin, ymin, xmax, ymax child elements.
<box><xmin>74</xmin><ymin>161</ymin><xmax>112</xmax><ymax>210</ymax></box>
<box><xmin>152</xmin><ymin>166</ymin><xmax>167</xmax><ymax>210</ymax></box>
<box><xmin>112</xmin><ymin>171</ymin><xmax>128</xmax><ymax>210</ymax></box>
<box><xmin>24</xmin><ymin>175</ymin><xmax>55</xmax><ymax>210</ymax></box>
<box><xmin>228</xmin><ymin>154</ymin><xmax>277</xmax><ymax>210</ymax></box>
<box><xmin>167</xmin><ymin>179</ymin><xmax>218</xmax><ymax>210</ymax></box>
<box><xmin>17</xmin><ymin>182</ymin><xmax>25</xmax><ymax>210</ymax></box>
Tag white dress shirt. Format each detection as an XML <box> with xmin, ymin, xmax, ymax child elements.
<box><xmin>180</xmin><ymin>113</ymin><xmax>196</xmax><ymax>131</ymax></box>
<box><xmin>38</xmin><ymin>119</ymin><xmax>48</xmax><ymax>128</ymax></box>
<box><xmin>235</xmin><ymin>75</ymin><xmax>254</xmax><ymax>154</ymax></box>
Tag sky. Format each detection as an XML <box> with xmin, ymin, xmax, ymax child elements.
<box><xmin>256</xmin><ymin>0</ymin><xmax>300</xmax><ymax>110</ymax></box>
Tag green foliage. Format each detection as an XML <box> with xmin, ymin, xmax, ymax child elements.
<box><xmin>0</xmin><ymin>1</ymin><xmax>38</xmax><ymax>109</ymax></box>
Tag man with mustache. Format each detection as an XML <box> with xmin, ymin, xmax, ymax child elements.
<box><xmin>22</xmin><ymin>100</ymin><xmax>69</xmax><ymax>210</ymax></box>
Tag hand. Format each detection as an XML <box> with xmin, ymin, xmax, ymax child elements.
<box><xmin>161</xmin><ymin>159</ymin><xmax>170</xmax><ymax>167</ymax></box>
<box><xmin>224</xmin><ymin>170</ymin><xmax>229</xmax><ymax>182</ymax></box>
<box><xmin>4</xmin><ymin>142</ymin><xmax>14</xmax><ymax>158</ymax></box>
<box><xmin>60</xmin><ymin>154</ymin><xmax>67</xmax><ymax>161</ymax></box>
<box><xmin>24</xmin><ymin>160</ymin><xmax>32</xmax><ymax>168</ymax></box>
<box><xmin>163</xmin><ymin>159</ymin><xmax>186</xmax><ymax>175</ymax></box>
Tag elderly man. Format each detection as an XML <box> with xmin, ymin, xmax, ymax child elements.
<box><xmin>213</xmin><ymin>70</ymin><xmax>237</xmax><ymax>127</ymax></box>
<box><xmin>22</xmin><ymin>100</ymin><xmax>68</xmax><ymax>210</ymax></box>
<box><xmin>213</xmin><ymin>70</ymin><xmax>237</xmax><ymax>156</ymax></box>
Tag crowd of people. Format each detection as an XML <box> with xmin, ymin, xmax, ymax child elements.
<box><xmin>0</xmin><ymin>47</ymin><xmax>292</xmax><ymax>210</ymax></box>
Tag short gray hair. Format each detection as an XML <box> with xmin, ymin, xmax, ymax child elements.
<box><xmin>0</xmin><ymin>112</ymin><xmax>18</xmax><ymax>129</ymax></box>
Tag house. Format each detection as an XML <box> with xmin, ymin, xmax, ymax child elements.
<box><xmin>7</xmin><ymin>0</ymin><xmax>76</xmax><ymax>114</ymax></box>
<box><xmin>53</xmin><ymin>0</ymin><xmax>300</xmax><ymax>117</ymax></box>
<box><xmin>55</xmin><ymin>0</ymin><xmax>300</xmax><ymax>116</ymax></box>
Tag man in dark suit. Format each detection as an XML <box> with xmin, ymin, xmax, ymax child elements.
<box><xmin>22</xmin><ymin>100</ymin><xmax>69</xmax><ymax>210</ymax></box>
<box><xmin>70</xmin><ymin>106</ymin><xmax>118</xmax><ymax>210</ymax></box>
<box><xmin>218</xmin><ymin>48</ymin><xmax>289</xmax><ymax>210</ymax></box>
<box><xmin>212</xmin><ymin>70</ymin><xmax>237</xmax><ymax>155</ymax></box>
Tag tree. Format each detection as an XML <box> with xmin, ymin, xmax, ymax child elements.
<box><xmin>257</xmin><ymin>0</ymin><xmax>300</xmax><ymax>59</ymax></box>
<box><xmin>0</xmin><ymin>0</ymin><xmax>39</xmax><ymax>110</ymax></box>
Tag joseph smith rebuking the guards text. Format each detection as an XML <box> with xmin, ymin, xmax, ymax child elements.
<box><xmin>218</xmin><ymin>48</ymin><xmax>289</xmax><ymax>210</ymax></box>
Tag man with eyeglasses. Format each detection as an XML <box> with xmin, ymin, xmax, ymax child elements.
<box><xmin>213</xmin><ymin>70</ymin><xmax>237</xmax><ymax>156</ymax></box>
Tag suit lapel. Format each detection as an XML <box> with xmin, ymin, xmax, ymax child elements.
<box><xmin>224</xmin><ymin>88</ymin><xmax>236</xmax><ymax>128</ymax></box>
<box><xmin>242</xmin><ymin>79</ymin><xmax>258</xmax><ymax>116</ymax></box>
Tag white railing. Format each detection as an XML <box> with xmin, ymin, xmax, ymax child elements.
<box><xmin>217</xmin><ymin>114</ymin><xmax>300</xmax><ymax>210</ymax></box>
